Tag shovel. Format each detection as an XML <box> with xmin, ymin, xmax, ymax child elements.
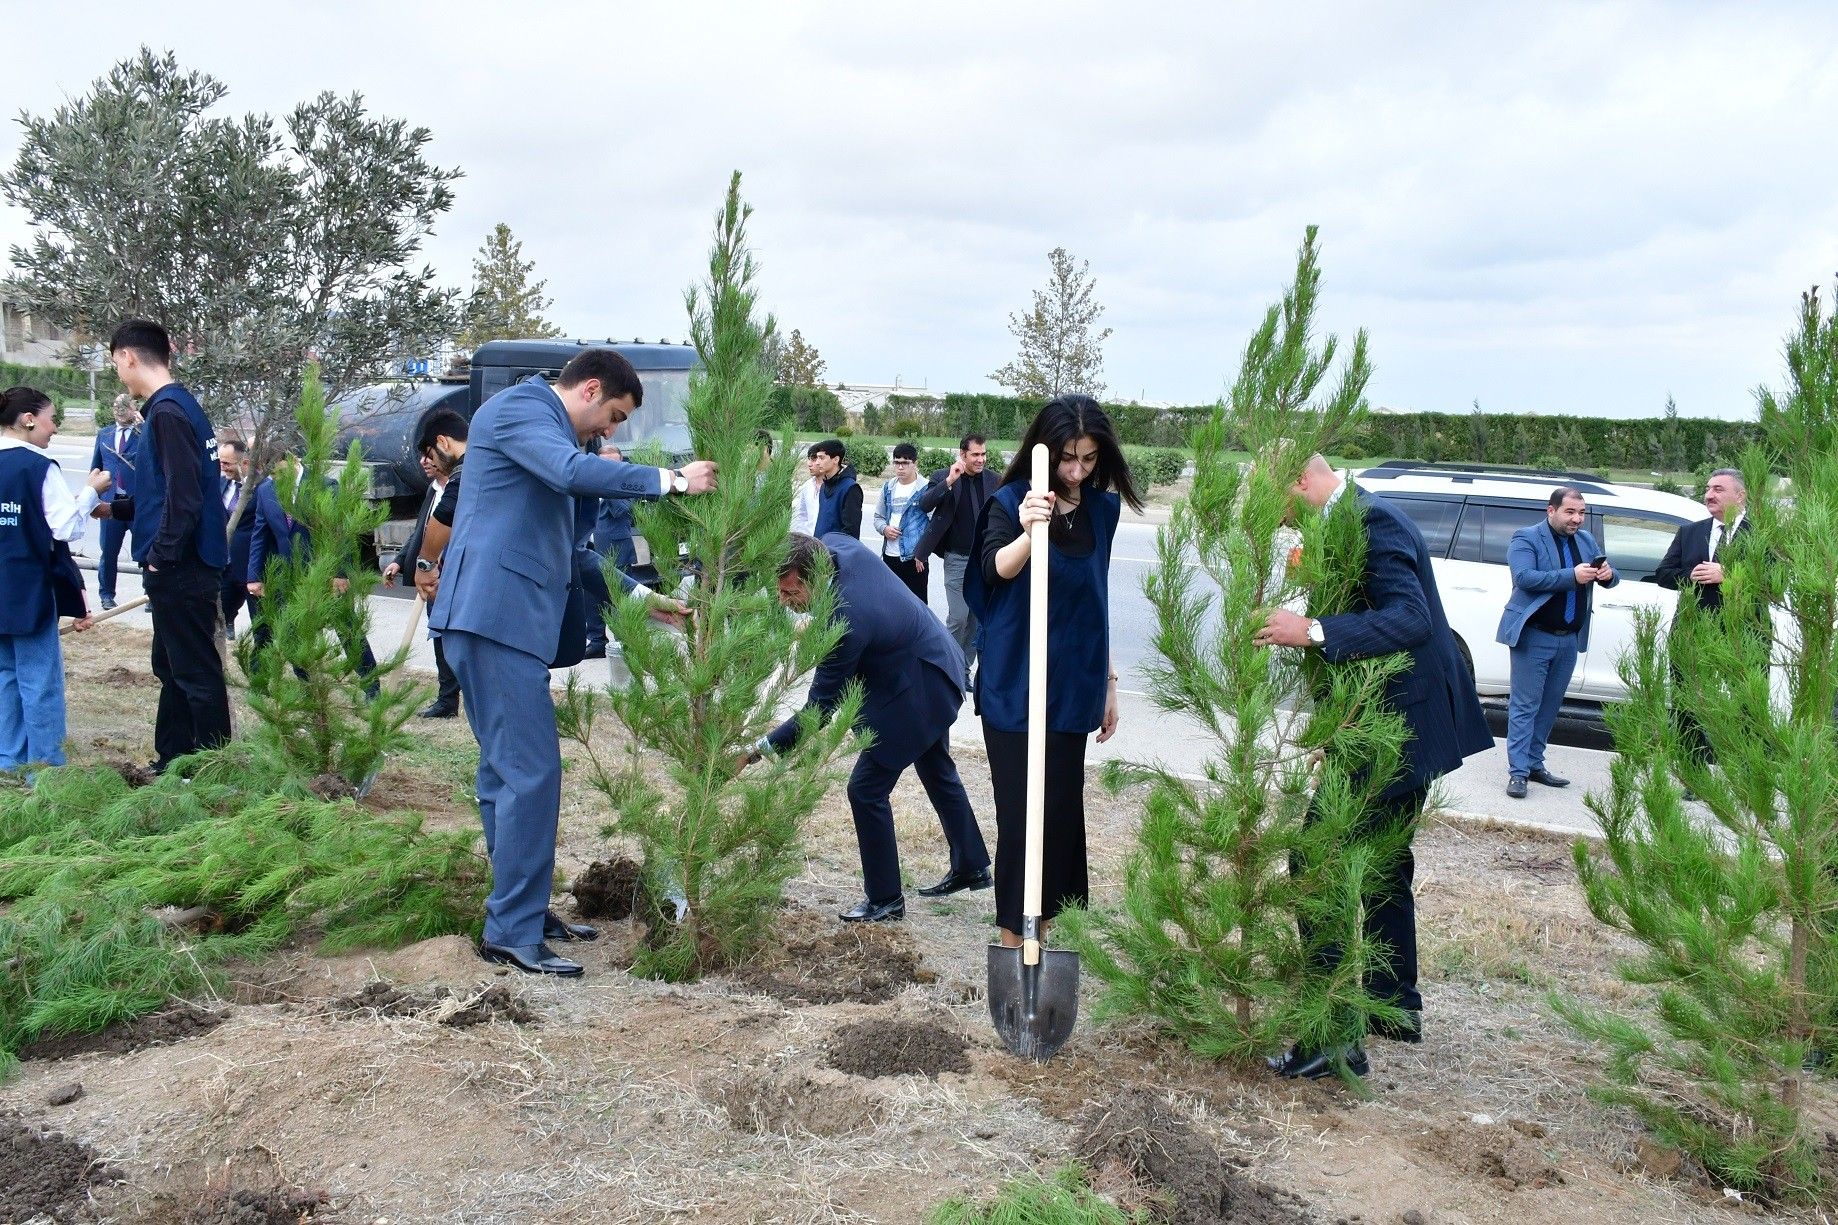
<box><xmin>987</xmin><ymin>442</ymin><xmax>1080</xmax><ymax>1061</ymax></box>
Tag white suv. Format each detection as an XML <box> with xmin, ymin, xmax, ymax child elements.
<box><xmin>1354</xmin><ymin>462</ymin><xmax>1709</xmax><ymax>723</ymax></box>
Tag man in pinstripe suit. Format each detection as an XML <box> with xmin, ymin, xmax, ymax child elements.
<box><xmin>1255</xmin><ymin>454</ymin><xmax>1494</xmax><ymax>1078</ymax></box>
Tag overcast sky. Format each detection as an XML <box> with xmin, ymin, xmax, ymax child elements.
<box><xmin>6</xmin><ymin>1</ymin><xmax>1837</xmax><ymax>420</ymax></box>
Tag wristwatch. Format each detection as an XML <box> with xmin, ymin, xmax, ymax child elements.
<box><xmin>668</xmin><ymin>468</ymin><xmax>689</xmax><ymax>495</ymax></box>
<box><xmin>414</xmin><ymin>558</ymin><xmax>437</xmax><ymax>573</ymax></box>
<box><xmin>1306</xmin><ymin>619</ymin><xmax>1325</xmax><ymax>646</ymax></box>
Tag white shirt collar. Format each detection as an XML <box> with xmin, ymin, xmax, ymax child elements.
<box><xmin>1323</xmin><ymin>476</ymin><xmax>1349</xmax><ymax>511</ymax></box>
<box><xmin>0</xmin><ymin>436</ymin><xmax>49</xmax><ymax>454</ymax></box>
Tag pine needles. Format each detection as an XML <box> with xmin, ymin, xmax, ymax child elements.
<box><xmin>928</xmin><ymin>1165</ymin><xmax>1146</xmax><ymax>1225</ymax></box>
<box><xmin>0</xmin><ymin>743</ymin><xmax>487</xmax><ymax>1072</ymax></box>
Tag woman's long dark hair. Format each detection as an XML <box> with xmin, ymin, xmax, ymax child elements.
<box><xmin>999</xmin><ymin>395</ymin><xmax>1144</xmax><ymax>512</ymax></box>
<box><xmin>0</xmin><ymin>386</ymin><xmax>53</xmax><ymax>430</ymax></box>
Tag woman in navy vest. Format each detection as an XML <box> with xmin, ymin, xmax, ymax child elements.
<box><xmin>0</xmin><ymin>387</ymin><xmax>108</xmax><ymax>775</ymax></box>
<box><xmin>966</xmin><ymin>396</ymin><xmax>1143</xmax><ymax>948</ymax></box>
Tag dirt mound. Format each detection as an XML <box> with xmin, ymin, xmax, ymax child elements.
<box><xmin>19</xmin><ymin>1002</ymin><xmax>225</xmax><ymax>1061</ymax></box>
<box><xmin>305</xmin><ymin>773</ymin><xmax>356</xmax><ymax>801</ymax></box>
<box><xmin>108</xmin><ymin>757</ymin><xmax>160</xmax><ymax>787</ymax></box>
<box><xmin>0</xmin><ymin>1111</ymin><xmax>119</xmax><ymax>1222</ymax></box>
<box><xmin>827</xmin><ymin>1017</ymin><xmax>970</xmax><ymax>1079</ymax></box>
<box><xmin>181</xmin><ymin>1186</ymin><xmax>328</xmax><ymax>1224</ymax></box>
<box><xmin>1416</xmin><ymin>1119</ymin><xmax>1565</xmax><ymax>1191</ymax></box>
<box><xmin>731</xmin><ymin>908</ymin><xmax>923</xmax><ymax>1004</ymax></box>
<box><xmin>715</xmin><ymin>1066</ymin><xmax>889</xmax><ymax>1138</ymax></box>
<box><xmin>572</xmin><ymin>856</ymin><xmax>645</xmax><ymax>919</ymax></box>
<box><xmin>1075</xmin><ymin>1089</ymin><xmax>1317</xmax><ymax>1225</ymax></box>
<box><xmin>101</xmin><ymin>665</ymin><xmax>155</xmax><ymax>688</ymax></box>
<box><xmin>335</xmin><ymin>981</ymin><xmax>537</xmax><ymax>1027</ymax></box>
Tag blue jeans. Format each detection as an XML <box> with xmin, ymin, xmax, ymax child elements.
<box><xmin>0</xmin><ymin>620</ymin><xmax>67</xmax><ymax>772</ymax></box>
<box><xmin>1506</xmin><ymin>626</ymin><xmax>1579</xmax><ymax>777</ymax></box>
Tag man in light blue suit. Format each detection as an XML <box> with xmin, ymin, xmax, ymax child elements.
<box><xmin>429</xmin><ymin>348</ymin><xmax>717</xmax><ymax>976</ymax></box>
<box><xmin>1495</xmin><ymin>486</ymin><xmax>1617</xmax><ymax>800</ymax></box>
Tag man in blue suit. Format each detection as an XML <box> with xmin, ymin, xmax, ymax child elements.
<box><xmin>429</xmin><ymin>348</ymin><xmax>717</xmax><ymax>976</ymax></box>
<box><xmin>749</xmin><ymin>531</ymin><xmax>989</xmax><ymax>923</ymax></box>
<box><xmin>88</xmin><ymin>393</ymin><xmax>140</xmax><ymax>610</ymax></box>
<box><xmin>217</xmin><ymin>438</ymin><xmax>255</xmax><ymax>639</ymax></box>
<box><xmin>1256</xmin><ymin>454</ymin><xmax>1494</xmax><ymax>1077</ymax></box>
<box><xmin>1496</xmin><ymin>487</ymin><xmax>1617</xmax><ymax>799</ymax></box>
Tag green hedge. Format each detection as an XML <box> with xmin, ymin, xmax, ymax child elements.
<box><xmin>768</xmin><ymin>384</ymin><xmax>845</xmax><ymax>434</ymax></box>
<box><xmin>1123</xmin><ymin>446</ymin><xmax>1186</xmax><ymax>486</ymax></box>
<box><xmin>845</xmin><ymin>438</ymin><xmax>888</xmax><ymax>477</ymax></box>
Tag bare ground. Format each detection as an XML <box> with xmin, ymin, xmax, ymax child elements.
<box><xmin>2</xmin><ymin>626</ymin><xmax>1833</xmax><ymax>1223</ymax></box>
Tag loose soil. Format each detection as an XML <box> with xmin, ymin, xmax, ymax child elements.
<box><xmin>180</xmin><ymin>1186</ymin><xmax>327</xmax><ymax>1225</ymax></box>
<box><xmin>18</xmin><ymin>1002</ymin><xmax>226</xmax><ymax>1062</ymax></box>
<box><xmin>571</xmin><ymin>855</ymin><xmax>644</xmax><ymax>919</ymax></box>
<box><xmin>827</xmin><ymin>1016</ymin><xmax>972</xmax><ymax>1079</ymax></box>
<box><xmin>2</xmin><ymin>624</ymin><xmax>1832</xmax><ymax>1222</ymax></box>
<box><xmin>0</xmin><ymin>1111</ymin><xmax>118</xmax><ymax>1222</ymax></box>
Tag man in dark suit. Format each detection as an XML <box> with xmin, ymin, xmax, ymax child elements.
<box><xmin>916</xmin><ymin>435</ymin><xmax>1001</xmax><ymax>682</ymax></box>
<box><xmin>1654</xmin><ymin>467</ymin><xmax>1751</xmax><ymax>767</ymax></box>
<box><xmin>749</xmin><ymin>532</ymin><xmax>990</xmax><ymax>923</ymax></box>
<box><xmin>428</xmin><ymin>348</ymin><xmax>717</xmax><ymax>976</ymax></box>
<box><xmin>387</xmin><ymin>448</ymin><xmax>461</xmax><ymax>717</ymax></box>
<box><xmin>89</xmin><ymin>393</ymin><xmax>140</xmax><ymax>610</ymax></box>
<box><xmin>217</xmin><ymin>438</ymin><xmax>255</xmax><ymax>640</ymax></box>
<box><xmin>1255</xmin><ymin>454</ymin><xmax>1494</xmax><ymax>1077</ymax></box>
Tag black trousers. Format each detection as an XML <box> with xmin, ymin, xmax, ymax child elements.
<box><xmin>580</xmin><ymin>546</ymin><xmax>613</xmax><ymax>650</ymax></box>
<box><xmin>883</xmin><ymin>554</ymin><xmax>928</xmax><ymax>604</ymax></box>
<box><xmin>847</xmin><ymin>734</ymin><xmax>988</xmax><ymax>904</ymax></box>
<box><xmin>1295</xmin><ymin>784</ymin><xmax>1426</xmax><ymax>1014</ymax></box>
<box><xmin>430</xmin><ymin>634</ymin><xmax>461</xmax><ymax>708</ymax></box>
<box><xmin>144</xmin><ymin>557</ymin><xmax>232</xmax><ymax>769</ymax></box>
<box><xmin>219</xmin><ymin>574</ymin><xmax>247</xmax><ymax>636</ymax></box>
<box><xmin>984</xmin><ymin>723</ymin><xmax>1089</xmax><ymax>934</ymax></box>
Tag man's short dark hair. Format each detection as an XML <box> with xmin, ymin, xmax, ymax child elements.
<box><xmin>557</xmin><ymin>348</ymin><xmax>644</xmax><ymax>407</ymax></box>
<box><xmin>1548</xmin><ymin>486</ymin><xmax>1586</xmax><ymax>508</ymax></box>
<box><xmin>781</xmin><ymin>532</ymin><xmax>827</xmax><ymax>583</ymax></box>
<box><xmin>219</xmin><ymin>437</ymin><xmax>246</xmax><ymax>458</ymax></box>
<box><xmin>892</xmin><ymin>442</ymin><xmax>918</xmax><ymax>461</ymax></box>
<box><xmin>809</xmin><ymin>438</ymin><xmax>846</xmax><ymax>460</ymax></box>
<box><xmin>959</xmin><ymin>434</ymin><xmax>987</xmax><ymax>452</ymax></box>
<box><xmin>417</xmin><ymin>408</ymin><xmax>470</xmax><ymax>455</ymax></box>
<box><xmin>109</xmin><ymin>319</ymin><xmax>173</xmax><ymax>365</ymax></box>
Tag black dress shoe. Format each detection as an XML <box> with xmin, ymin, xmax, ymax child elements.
<box><xmin>543</xmin><ymin>909</ymin><xmax>599</xmax><ymax>942</ymax></box>
<box><xmin>1506</xmin><ymin>775</ymin><xmax>1528</xmax><ymax>799</ymax></box>
<box><xmin>582</xmin><ymin>642</ymin><xmax>607</xmax><ymax>660</ymax></box>
<box><xmin>1369</xmin><ymin>1012</ymin><xmax>1423</xmax><ymax>1044</ymax></box>
<box><xmin>839</xmin><ymin>897</ymin><xmax>905</xmax><ymax>923</ymax></box>
<box><xmin>477</xmin><ymin>940</ymin><xmax>584</xmax><ymax>976</ymax></box>
<box><xmin>1527</xmin><ymin>767</ymin><xmax>1570</xmax><ymax>788</ymax></box>
<box><xmin>1268</xmin><ymin>1043</ymin><xmax>1369</xmax><ymax>1079</ymax></box>
<box><xmin>916</xmin><ymin>866</ymin><xmax>992</xmax><ymax>897</ymax></box>
<box><xmin>419</xmin><ymin>701</ymin><xmax>459</xmax><ymax>719</ymax></box>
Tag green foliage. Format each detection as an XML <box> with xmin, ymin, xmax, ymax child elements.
<box><xmin>1059</xmin><ymin>227</ymin><xmax>1411</xmax><ymax>1074</ymax></box>
<box><xmin>776</xmin><ymin>328</ymin><xmax>827</xmax><ymax>387</ymax></box>
<box><xmin>0</xmin><ymin>360</ymin><xmax>117</xmax><ymax>404</ymax></box>
<box><xmin>240</xmin><ymin>367</ymin><xmax>423</xmax><ymax>783</ymax></box>
<box><xmin>1557</xmin><ymin>283</ymin><xmax>1838</xmax><ymax>1202</ymax></box>
<box><xmin>991</xmin><ymin>246</ymin><xmax>1113</xmax><ymax>399</ymax></box>
<box><xmin>928</xmin><ymin>1165</ymin><xmax>1145</xmax><ymax>1224</ymax></box>
<box><xmin>557</xmin><ymin>173</ymin><xmax>859</xmax><ymax>981</ymax></box>
<box><xmin>1121</xmin><ymin>446</ymin><xmax>1185</xmax><ymax>487</ymax></box>
<box><xmin>918</xmin><ymin>446</ymin><xmax>957</xmax><ymax>475</ymax></box>
<box><xmin>0</xmin><ymin>743</ymin><xmax>487</xmax><ymax>1065</ymax></box>
<box><xmin>846</xmin><ymin>438</ymin><xmax>888</xmax><ymax>477</ymax></box>
<box><xmin>455</xmin><ymin>222</ymin><xmax>563</xmax><ymax>351</ymax></box>
<box><xmin>1</xmin><ymin>47</ymin><xmax>459</xmax><ymax>455</ymax></box>
<box><xmin>768</xmin><ymin>383</ymin><xmax>845</xmax><ymax>433</ymax></box>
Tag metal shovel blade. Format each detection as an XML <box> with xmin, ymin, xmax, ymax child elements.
<box><xmin>987</xmin><ymin>943</ymin><xmax>1080</xmax><ymax>1061</ymax></box>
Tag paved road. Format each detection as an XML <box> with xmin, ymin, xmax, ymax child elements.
<box><xmin>52</xmin><ymin>439</ymin><xmax>1611</xmax><ymax>840</ymax></box>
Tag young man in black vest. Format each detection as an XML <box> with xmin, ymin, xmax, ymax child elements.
<box><xmin>96</xmin><ymin>319</ymin><xmax>232</xmax><ymax>772</ymax></box>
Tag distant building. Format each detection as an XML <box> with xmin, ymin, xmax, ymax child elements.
<box><xmin>1</xmin><ymin>299</ymin><xmax>71</xmax><ymax>367</ymax></box>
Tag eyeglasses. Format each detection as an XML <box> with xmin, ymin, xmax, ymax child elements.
<box><xmin>892</xmin><ymin>458</ymin><xmax>914</xmax><ymax>465</ymax></box>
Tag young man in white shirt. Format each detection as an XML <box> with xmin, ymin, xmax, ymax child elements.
<box><xmin>874</xmin><ymin>442</ymin><xmax>929</xmax><ymax>603</ymax></box>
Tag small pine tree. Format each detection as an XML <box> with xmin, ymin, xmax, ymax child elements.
<box><xmin>1058</xmin><ymin>228</ymin><xmax>1411</xmax><ymax>1070</ymax></box>
<box><xmin>455</xmin><ymin>222</ymin><xmax>564</xmax><ymax>351</ymax></box>
<box><xmin>557</xmin><ymin>173</ymin><xmax>859</xmax><ymax>981</ymax></box>
<box><xmin>1556</xmin><ymin>284</ymin><xmax>1838</xmax><ymax>1203</ymax></box>
<box><xmin>240</xmin><ymin>365</ymin><xmax>423</xmax><ymax>783</ymax></box>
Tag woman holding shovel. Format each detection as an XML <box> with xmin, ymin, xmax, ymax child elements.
<box><xmin>968</xmin><ymin>396</ymin><xmax>1143</xmax><ymax>951</ymax></box>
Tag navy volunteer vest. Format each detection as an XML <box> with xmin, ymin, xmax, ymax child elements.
<box><xmin>131</xmin><ymin>383</ymin><xmax>227</xmax><ymax>569</ymax></box>
<box><xmin>966</xmin><ymin>481</ymin><xmax>1119</xmax><ymax>734</ymax></box>
<box><xmin>813</xmin><ymin>468</ymin><xmax>859</xmax><ymax>537</ymax></box>
<box><xmin>0</xmin><ymin>447</ymin><xmax>58</xmax><ymax>635</ymax></box>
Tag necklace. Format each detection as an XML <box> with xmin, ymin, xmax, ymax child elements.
<box><xmin>1056</xmin><ymin>495</ymin><xmax>1081</xmax><ymax>523</ymax></box>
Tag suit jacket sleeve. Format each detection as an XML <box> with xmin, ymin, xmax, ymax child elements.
<box><xmin>1316</xmin><ymin>523</ymin><xmax>1434</xmax><ymax>661</ymax></box>
<box><xmin>496</xmin><ymin>417</ymin><xmax>668</xmax><ymax>500</ymax></box>
<box><xmin>1508</xmin><ymin>529</ymin><xmax>1575</xmax><ymax>594</ymax></box>
<box><xmin>1653</xmin><ymin>522</ymin><xmax>1692</xmax><ymax>590</ymax></box>
<box><xmin>766</xmin><ymin>621</ymin><xmax>866</xmax><ymax>753</ymax></box>
<box><xmin>917</xmin><ymin>471</ymin><xmax>953</xmax><ymax>513</ymax></box>
<box><xmin>248</xmin><ymin>485</ymin><xmax>273</xmax><ymax>584</ymax></box>
<box><xmin>90</xmin><ymin>433</ymin><xmax>107</xmax><ymax>478</ymax></box>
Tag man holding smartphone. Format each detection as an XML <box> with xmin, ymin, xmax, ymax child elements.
<box><xmin>1495</xmin><ymin>487</ymin><xmax>1616</xmax><ymax>799</ymax></box>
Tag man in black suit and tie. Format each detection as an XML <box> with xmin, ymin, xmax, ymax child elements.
<box><xmin>1255</xmin><ymin>454</ymin><xmax>1494</xmax><ymax>1078</ymax></box>
<box><xmin>386</xmin><ymin>446</ymin><xmax>462</xmax><ymax>717</ymax></box>
<box><xmin>1654</xmin><ymin>467</ymin><xmax>1752</xmax><ymax>766</ymax></box>
<box><xmin>217</xmin><ymin>438</ymin><xmax>255</xmax><ymax>640</ymax></box>
<box><xmin>746</xmin><ymin>532</ymin><xmax>990</xmax><ymax>923</ymax></box>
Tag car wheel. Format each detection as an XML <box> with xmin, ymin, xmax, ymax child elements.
<box><xmin>1455</xmin><ymin>637</ymin><xmax>1477</xmax><ymax>689</ymax></box>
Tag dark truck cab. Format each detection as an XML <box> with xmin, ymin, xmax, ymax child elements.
<box><xmin>334</xmin><ymin>337</ymin><xmax>697</xmax><ymax>565</ymax></box>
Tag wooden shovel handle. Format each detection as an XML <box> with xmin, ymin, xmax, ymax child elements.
<box><xmin>59</xmin><ymin>594</ymin><xmax>149</xmax><ymax>634</ymax></box>
<box><xmin>1023</xmin><ymin>443</ymin><xmax>1049</xmax><ymax>964</ymax></box>
<box><xmin>397</xmin><ymin>591</ymin><xmax>427</xmax><ymax>657</ymax></box>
